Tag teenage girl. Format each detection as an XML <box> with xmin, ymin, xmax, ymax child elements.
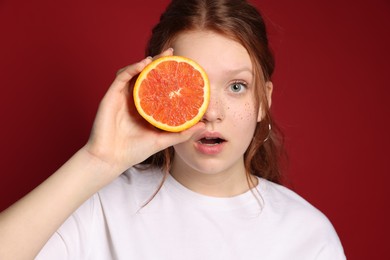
<box><xmin>0</xmin><ymin>0</ymin><xmax>346</xmax><ymax>259</ymax></box>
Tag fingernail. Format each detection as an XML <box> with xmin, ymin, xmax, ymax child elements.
<box><xmin>168</xmin><ymin>47</ymin><xmax>174</xmax><ymax>53</ymax></box>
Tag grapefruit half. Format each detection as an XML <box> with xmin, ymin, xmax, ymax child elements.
<box><xmin>133</xmin><ymin>56</ymin><xmax>210</xmax><ymax>132</ymax></box>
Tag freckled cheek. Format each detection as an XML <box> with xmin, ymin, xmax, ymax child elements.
<box><xmin>229</xmin><ymin>103</ymin><xmax>258</xmax><ymax>125</ymax></box>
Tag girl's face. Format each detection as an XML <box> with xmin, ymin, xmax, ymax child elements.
<box><xmin>171</xmin><ymin>30</ymin><xmax>269</xmax><ymax>179</ymax></box>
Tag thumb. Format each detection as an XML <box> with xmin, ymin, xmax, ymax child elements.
<box><xmin>157</xmin><ymin>122</ymin><xmax>206</xmax><ymax>149</ymax></box>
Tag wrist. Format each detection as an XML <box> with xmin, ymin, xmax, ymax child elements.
<box><xmin>77</xmin><ymin>146</ymin><xmax>128</xmax><ymax>186</ymax></box>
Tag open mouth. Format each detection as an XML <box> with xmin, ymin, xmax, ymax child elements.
<box><xmin>198</xmin><ymin>137</ymin><xmax>226</xmax><ymax>146</ymax></box>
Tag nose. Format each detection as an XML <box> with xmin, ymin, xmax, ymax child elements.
<box><xmin>201</xmin><ymin>90</ymin><xmax>224</xmax><ymax>123</ymax></box>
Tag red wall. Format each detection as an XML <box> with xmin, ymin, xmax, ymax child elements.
<box><xmin>1</xmin><ymin>1</ymin><xmax>389</xmax><ymax>259</ymax></box>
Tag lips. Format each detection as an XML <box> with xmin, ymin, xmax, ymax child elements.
<box><xmin>195</xmin><ymin>132</ymin><xmax>226</xmax><ymax>154</ymax></box>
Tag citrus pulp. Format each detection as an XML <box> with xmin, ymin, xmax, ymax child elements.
<box><xmin>133</xmin><ymin>56</ymin><xmax>210</xmax><ymax>132</ymax></box>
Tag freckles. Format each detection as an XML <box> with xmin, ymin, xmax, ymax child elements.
<box><xmin>231</xmin><ymin>102</ymin><xmax>256</xmax><ymax>122</ymax></box>
<box><xmin>244</xmin><ymin>102</ymin><xmax>255</xmax><ymax>119</ymax></box>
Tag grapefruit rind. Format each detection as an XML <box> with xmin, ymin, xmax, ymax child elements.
<box><xmin>133</xmin><ymin>56</ymin><xmax>210</xmax><ymax>132</ymax></box>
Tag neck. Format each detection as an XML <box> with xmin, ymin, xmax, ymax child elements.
<box><xmin>170</xmin><ymin>159</ymin><xmax>258</xmax><ymax>197</ymax></box>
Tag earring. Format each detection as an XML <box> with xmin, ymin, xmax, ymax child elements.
<box><xmin>263</xmin><ymin>123</ymin><xmax>272</xmax><ymax>143</ymax></box>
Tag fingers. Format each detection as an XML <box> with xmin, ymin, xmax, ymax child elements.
<box><xmin>110</xmin><ymin>48</ymin><xmax>174</xmax><ymax>93</ymax></box>
<box><xmin>116</xmin><ymin>48</ymin><xmax>174</xmax><ymax>78</ymax></box>
<box><xmin>152</xmin><ymin>48</ymin><xmax>174</xmax><ymax>60</ymax></box>
<box><xmin>112</xmin><ymin>57</ymin><xmax>152</xmax><ymax>90</ymax></box>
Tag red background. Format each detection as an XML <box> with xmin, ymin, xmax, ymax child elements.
<box><xmin>1</xmin><ymin>0</ymin><xmax>389</xmax><ymax>258</ymax></box>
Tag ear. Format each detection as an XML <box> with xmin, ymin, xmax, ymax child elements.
<box><xmin>257</xmin><ymin>81</ymin><xmax>273</xmax><ymax>122</ymax></box>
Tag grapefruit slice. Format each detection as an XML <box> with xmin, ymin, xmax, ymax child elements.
<box><xmin>133</xmin><ymin>56</ymin><xmax>210</xmax><ymax>132</ymax></box>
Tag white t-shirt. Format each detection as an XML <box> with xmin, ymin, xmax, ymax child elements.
<box><xmin>36</xmin><ymin>167</ymin><xmax>346</xmax><ymax>260</ymax></box>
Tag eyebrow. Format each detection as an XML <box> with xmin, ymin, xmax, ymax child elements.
<box><xmin>224</xmin><ymin>67</ymin><xmax>253</xmax><ymax>75</ymax></box>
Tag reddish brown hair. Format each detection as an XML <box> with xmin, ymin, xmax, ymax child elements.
<box><xmin>141</xmin><ymin>0</ymin><xmax>285</xmax><ymax>184</ymax></box>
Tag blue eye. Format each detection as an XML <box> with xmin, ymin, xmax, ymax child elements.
<box><xmin>230</xmin><ymin>81</ymin><xmax>247</xmax><ymax>93</ymax></box>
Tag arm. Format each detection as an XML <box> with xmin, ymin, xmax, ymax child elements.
<box><xmin>0</xmin><ymin>49</ymin><xmax>205</xmax><ymax>260</ymax></box>
<box><xmin>0</xmin><ymin>148</ymin><xmax>113</xmax><ymax>260</ymax></box>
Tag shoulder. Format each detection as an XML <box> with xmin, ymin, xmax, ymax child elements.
<box><xmin>259</xmin><ymin>179</ymin><xmax>345</xmax><ymax>258</ymax></box>
<box><xmin>98</xmin><ymin>165</ymin><xmax>164</xmax><ymax>208</ymax></box>
<box><xmin>261</xmin><ymin>178</ymin><xmax>330</xmax><ymax>222</ymax></box>
<box><xmin>108</xmin><ymin>165</ymin><xmax>163</xmax><ymax>187</ymax></box>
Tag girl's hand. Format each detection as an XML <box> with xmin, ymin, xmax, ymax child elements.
<box><xmin>83</xmin><ymin>49</ymin><xmax>205</xmax><ymax>176</ymax></box>
<box><xmin>0</xmin><ymin>50</ymin><xmax>208</xmax><ymax>260</ymax></box>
